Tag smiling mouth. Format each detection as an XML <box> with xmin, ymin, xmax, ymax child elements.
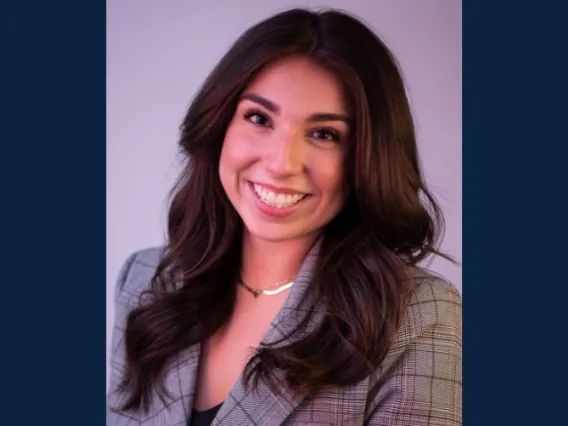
<box><xmin>251</xmin><ymin>183</ymin><xmax>309</xmax><ymax>209</ymax></box>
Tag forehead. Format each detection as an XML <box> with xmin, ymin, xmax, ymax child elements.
<box><xmin>244</xmin><ymin>56</ymin><xmax>348</xmax><ymax>115</ymax></box>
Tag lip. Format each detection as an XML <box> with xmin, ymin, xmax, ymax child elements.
<box><xmin>249</xmin><ymin>181</ymin><xmax>309</xmax><ymax>195</ymax></box>
<box><xmin>247</xmin><ymin>181</ymin><xmax>310</xmax><ymax>218</ymax></box>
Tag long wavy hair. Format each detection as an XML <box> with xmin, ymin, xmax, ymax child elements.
<box><xmin>117</xmin><ymin>8</ymin><xmax>451</xmax><ymax>413</ymax></box>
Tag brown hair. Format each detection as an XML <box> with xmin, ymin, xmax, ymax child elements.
<box><xmin>117</xmin><ymin>8</ymin><xmax>451</xmax><ymax>412</ymax></box>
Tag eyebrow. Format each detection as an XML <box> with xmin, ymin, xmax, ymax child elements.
<box><xmin>240</xmin><ymin>93</ymin><xmax>351</xmax><ymax>126</ymax></box>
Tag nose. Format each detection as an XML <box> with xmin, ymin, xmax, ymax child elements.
<box><xmin>265</xmin><ymin>127</ymin><xmax>306</xmax><ymax>177</ymax></box>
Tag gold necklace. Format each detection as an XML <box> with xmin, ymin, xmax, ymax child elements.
<box><xmin>238</xmin><ymin>277</ymin><xmax>294</xmax><ymax>298</ymax></box>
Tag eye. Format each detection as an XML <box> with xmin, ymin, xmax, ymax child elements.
<box><xmin>244</xmin><ymin>110</ymin><xmax>271</xmax><ymax>127</ymax></box>
<box><xmin>310</xmin><ymin>128</ymin><xmax>341</xmax><ymax>143</ymax></box>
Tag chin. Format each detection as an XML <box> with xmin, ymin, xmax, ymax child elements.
<box><xmin>245</xmin><ymin>222</ymin><xmax>314</xmax><ymax>243</ymax></box>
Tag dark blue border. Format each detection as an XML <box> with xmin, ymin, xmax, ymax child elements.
<box><xmin>3</xmin><ymin>2</ymin><xmax>105</xmax><ymax>425</ymax></box>
<box><xmin>3</xmin><ymin>0</ymin><xmax>567</xmax><ymax>424</ymax></box>
<box><xmin>465</xmin><ymin>1</ymin><xmax>567</xmax><ymax>424</ymax></box>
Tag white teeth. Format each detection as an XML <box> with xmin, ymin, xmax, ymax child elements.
<box><xmin>253</xmin><ymin>184</ymin><xmax>307</xmax><ymax>208</ymax></box>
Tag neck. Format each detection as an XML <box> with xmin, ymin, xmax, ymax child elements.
<box><xmin>240</xmin><ymin>231</ymin><xmax>319</xmax><ymax>289</ymax></box>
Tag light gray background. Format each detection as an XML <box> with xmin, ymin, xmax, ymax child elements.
<box><xmin>107</xmin><ymin>0</ymin><xmax>462</xmax><ymax>387</ymax></box>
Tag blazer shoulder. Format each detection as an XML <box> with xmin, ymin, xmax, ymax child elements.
<box><xmin>402</xmin><ymin>268</ymin><xmax>462</xmax><ymax>338</ymax></box>
<box><xmin>113</xmin><ymin>246</ymin><xmax>166</xmax><ymax>310</ymax></box>
<box><xmin>107</xmin><ymin>246</ymin><xmax>166</xmax><ymax>423</ymax></box>
<box><xmin>376</xmin><ymin>268</ymin><xmax>462</xmax><ymax>368</ymax></box>
<box><xmin>364</xmin><ymin>270</ymin><xmax>462</xmax><ymax>424</ymax></box>
<box><xmin>410</xmin><ymin>268</ymin><xmax>462</xmax><ymax>322</ymax></box>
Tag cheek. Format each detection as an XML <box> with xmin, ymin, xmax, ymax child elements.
<box><xmin>220</xmin><ymin>125</ymin><xmax>258</xmax><ymax>172</ymax></box>
<box><xmin>312</xmin><ymin>155</ymin><xmax>345</xmax><ymax>200</ymax></box>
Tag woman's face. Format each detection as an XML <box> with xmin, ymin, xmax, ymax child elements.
<box><xmin>219</xmin><ymin>56</ymin><xmax>349</xmax><ymax>243</ymax></box>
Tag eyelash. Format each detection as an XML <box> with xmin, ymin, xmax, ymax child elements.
<box><xmin>243</xmin><ymin>110</ymin><xmax>342</xmax><ymax>143</ymax></box>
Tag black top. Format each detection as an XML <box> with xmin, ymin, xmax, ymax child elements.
<box><xmin>189</xmin><ymin>403</ymin><xmax>223</xmax><ymax>426</ymax></box>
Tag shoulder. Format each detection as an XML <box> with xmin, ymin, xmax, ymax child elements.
<box><xmin>378</xmin><ymin>267</ymin><xmax>462</xmax><ymax>370</ymax></box>
<box><xmin>364</xmin><ymin>268</ymin><xmax>462</xmax><ymax>423</ymax></box>
<box><xmin>366</xmin><ymin>269</ymin><xmax>462</xmax><ymax>426</ymax></box>
<box><xmin>113</xmin><ymin>246</ymin><xmax>166</xmax><ymax>311</ymax></box>
<box><xmin>107</xmin><ymin>246</ymin><xmax>166</xmax><ymax>420</ymax></box>
<box><xmin>406</xmin><ymin>268</ymin><xmax>462</xmax><ymax>332</ymax></box>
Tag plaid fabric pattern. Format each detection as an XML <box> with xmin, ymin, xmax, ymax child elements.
<box><xmin>107</xmin><ymin>244</ymin><xmax>462</xmax><ymax>425</ymax></box>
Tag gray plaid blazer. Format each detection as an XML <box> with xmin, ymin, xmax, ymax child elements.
<box><xmin>107</xmin><ymin>242</ymin><xmax>462</xmax><ymax>425</ymax></box>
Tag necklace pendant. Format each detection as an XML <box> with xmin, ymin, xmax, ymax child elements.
<box><xmin>238</xmin><ymin>278</ymin><xmax>294</xmax><ymax>298</ymax></box>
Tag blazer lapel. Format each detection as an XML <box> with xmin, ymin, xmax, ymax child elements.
<box><xmin>212</xmin><ymin>240</ymin><xmax>325</xmax><ymax>426</ymax></box>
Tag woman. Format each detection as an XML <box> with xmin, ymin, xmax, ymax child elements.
<box><xmin>107</xmin><ymin>8</ymin><xmax>462</xmax><ymax>426</ymax></box>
